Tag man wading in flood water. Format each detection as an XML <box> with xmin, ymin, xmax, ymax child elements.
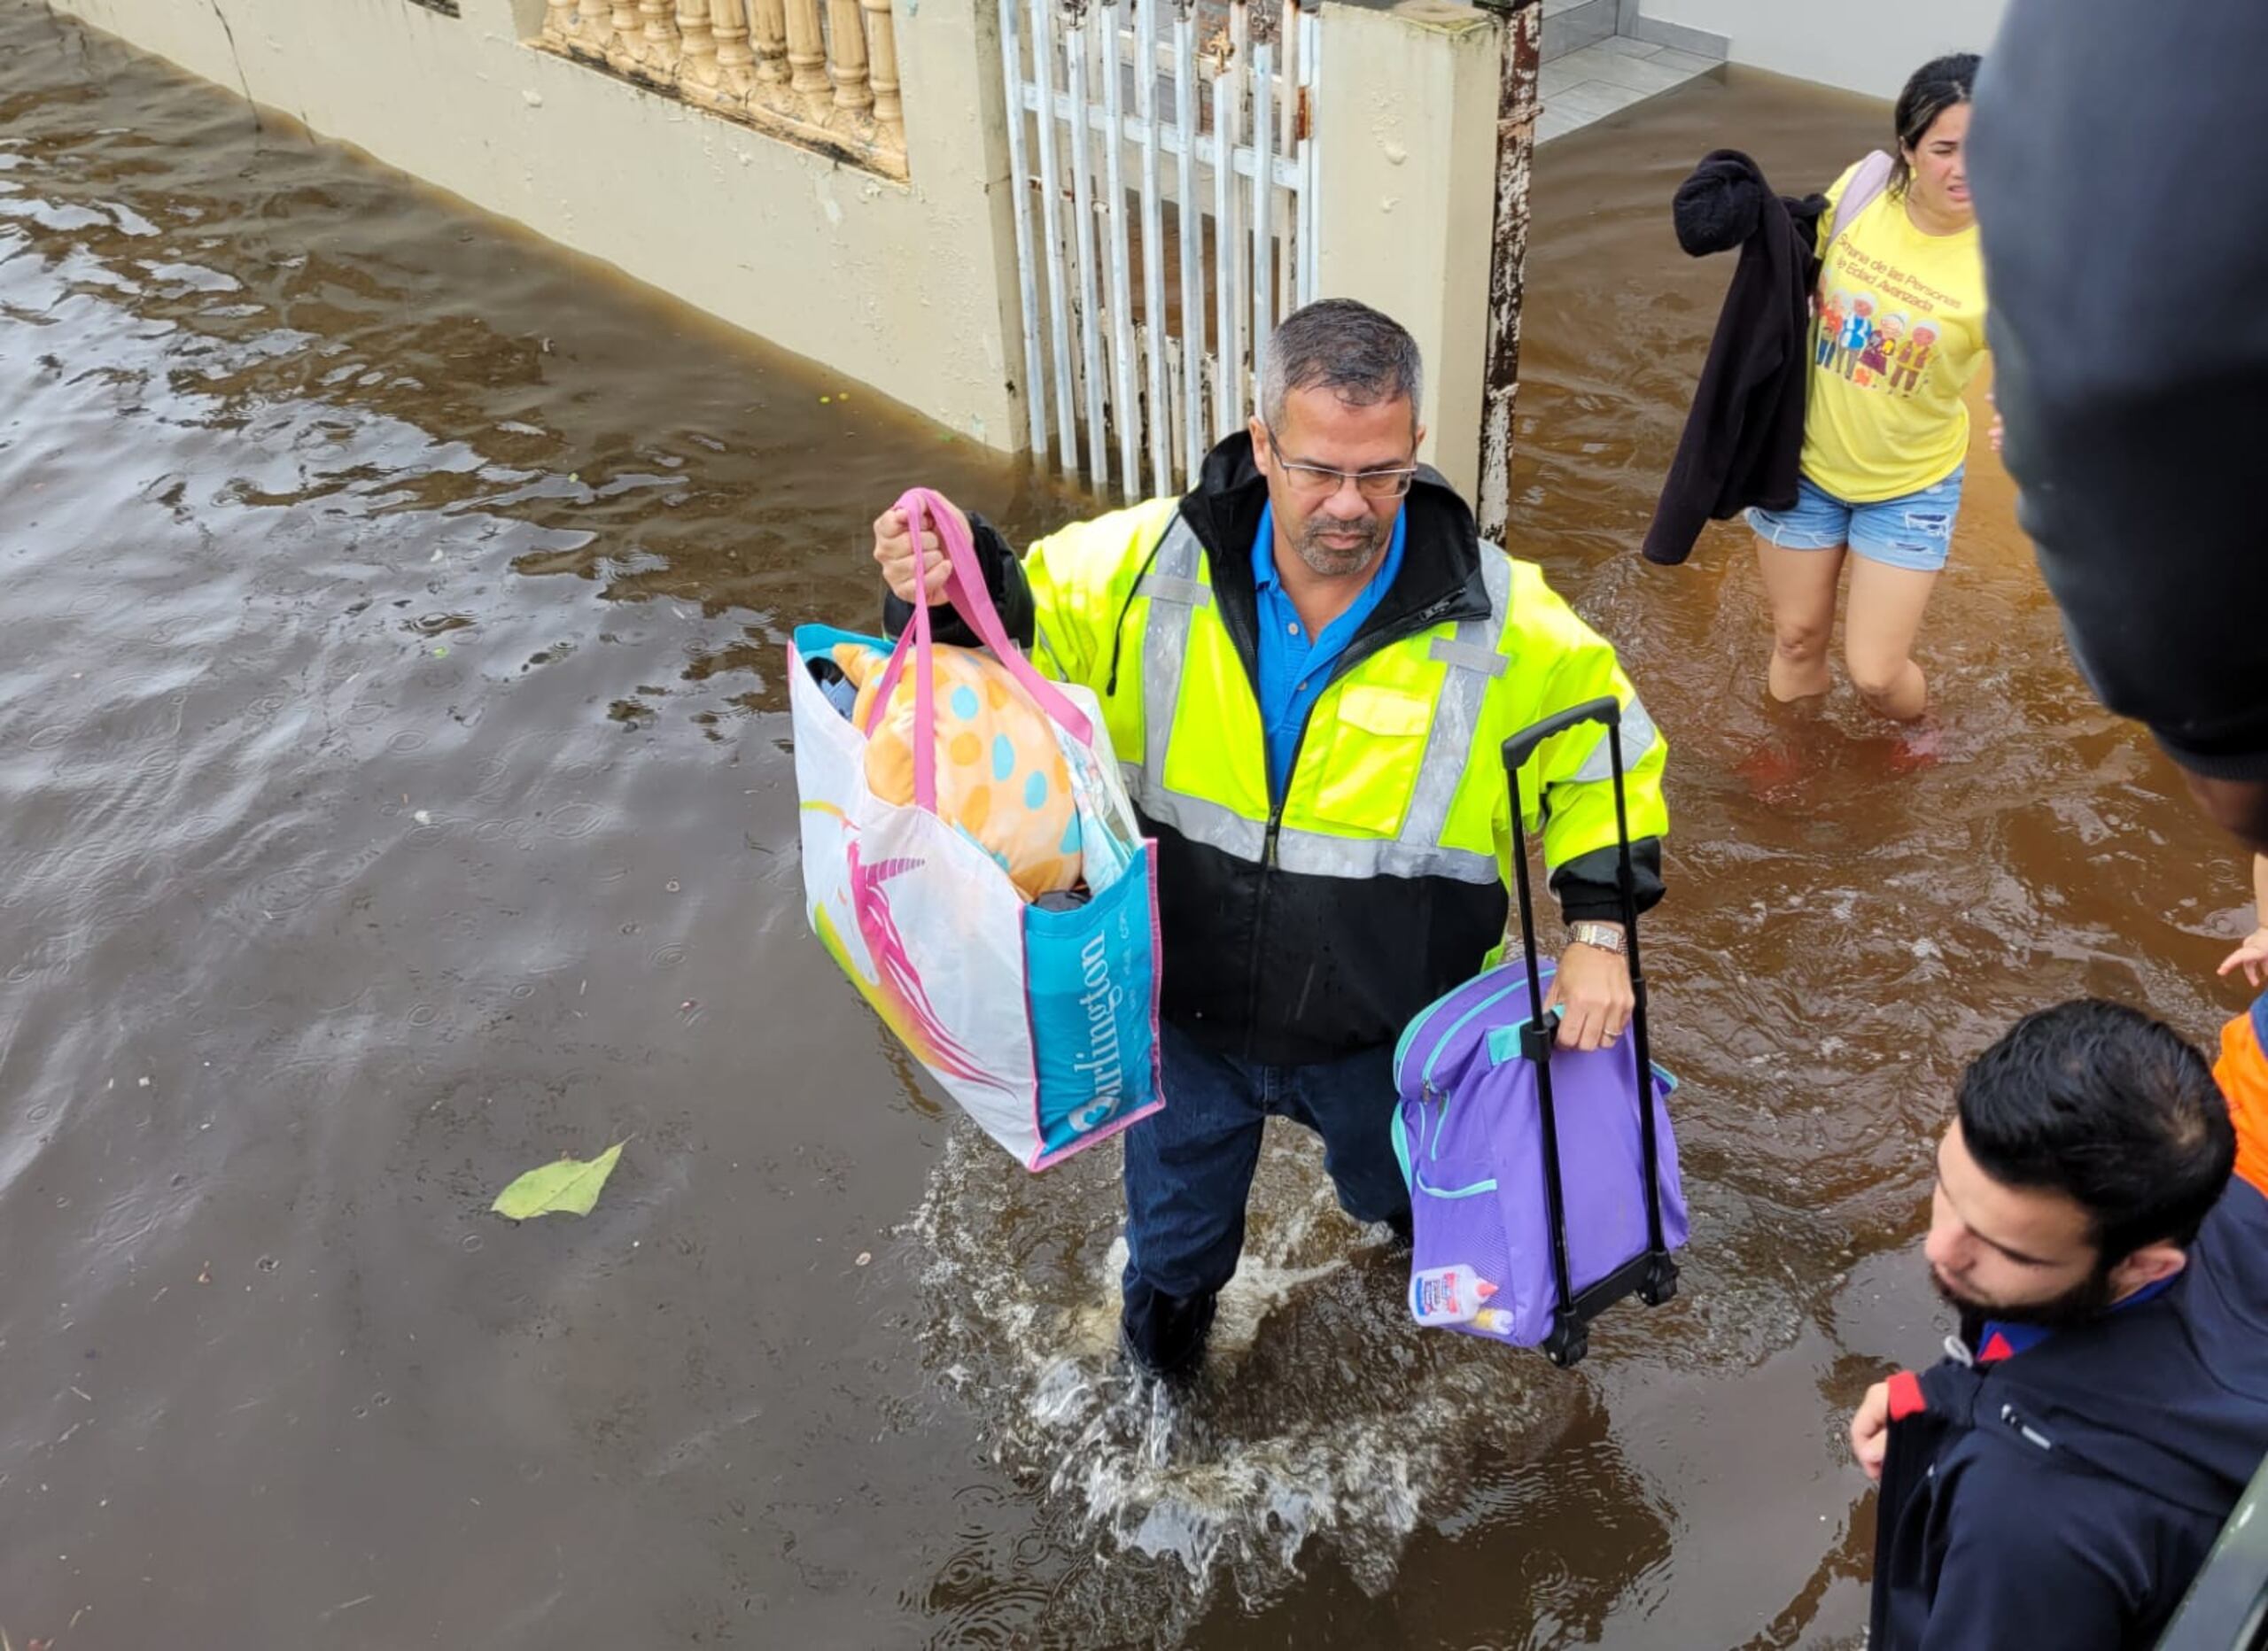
<box><xmin>873</xmin><ymin>301</ymin><xmax>1669</xmax><ymax>1383</ymax></box>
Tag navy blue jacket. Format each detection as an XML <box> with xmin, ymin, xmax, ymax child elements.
<box><xmin>1870</xmin><ymin>1177</ymin><xmax>2268</xmax><ymax>1648</ymax></box>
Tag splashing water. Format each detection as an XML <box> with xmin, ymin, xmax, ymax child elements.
<box><xmin>907</xmin><ymin>1119</ymin><xmax>1582</xmax><ymax>1622</ymax></box>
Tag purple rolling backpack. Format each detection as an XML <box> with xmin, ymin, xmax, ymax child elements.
<box><xmin>1390</xmin><ymin>697</ymin><xmax>1688</xmax><ymax>1366</ymax></box>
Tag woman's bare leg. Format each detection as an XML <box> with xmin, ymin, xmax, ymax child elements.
<box><xmin>1843</xmin><ymin>556</ymin><xmax>1941</xmax><ymax>721</ymax></box>
<box><xmin>1754</xmin><ymin>536</ymin><xmax>1846</xmax><ymax>701</ymax></box>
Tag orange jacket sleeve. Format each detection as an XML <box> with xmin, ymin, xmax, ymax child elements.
<box><xmin>2212</xmin><ymin>994</ymin><xmax>2268</xmax><ymax>1197</ymax></box>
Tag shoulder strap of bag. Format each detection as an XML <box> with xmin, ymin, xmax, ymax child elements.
<box><xmin>1829</xmin><ymin>149</ymin><xmax>1895</xmax><ymax>248</ymax></box>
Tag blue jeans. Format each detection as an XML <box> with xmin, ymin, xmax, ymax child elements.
<box><xmin>1119</xmin><ymin>1022</ymin><xmax>1412</xmax><ymax>1375</ymax></box>
<box><xmin>1747</xmin><ymin>464</ymin><xmax>1966</xmax><ymax>571</ymax></box>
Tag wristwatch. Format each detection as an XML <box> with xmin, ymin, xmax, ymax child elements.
<box><xmin>1566</xmin><ymin>920</ymin><xmax>1627</xmax><ymax>957</ymax></box>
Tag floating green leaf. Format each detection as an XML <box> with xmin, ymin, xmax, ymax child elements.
<box><xmin>492</xmin><ymin>1142</ymin><xmax>625</xmax><ymax>1220</ymax></box>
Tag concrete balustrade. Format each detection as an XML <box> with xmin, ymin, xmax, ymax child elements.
<box><xmin>544</xmin><ymin>0</ymin><xmax>907</xmax><ymax>175</ymax></box>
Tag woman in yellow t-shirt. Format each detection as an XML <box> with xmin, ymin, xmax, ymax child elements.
<box><xmin>1747</xmin><ymin>54</ymin><xmax>1986</xmax><ymax>723</ymax></box>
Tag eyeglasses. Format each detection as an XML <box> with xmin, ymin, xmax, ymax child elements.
<box><xmin>1264</xmin><ymin>427</ymin><xmax>1418</xmax><ymax>500</ymax></box>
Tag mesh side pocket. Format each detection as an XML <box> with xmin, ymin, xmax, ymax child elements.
<box><xmin>1409</xmin><ymin>1156</ymin><xmax>1521</xmax><ymax>1342</ymax></box>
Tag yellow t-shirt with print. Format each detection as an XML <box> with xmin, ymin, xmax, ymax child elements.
<box><xmin>1802</xmin><ymin>159</ymin><xmax>1988</xmax><ymax>502</ymax></box>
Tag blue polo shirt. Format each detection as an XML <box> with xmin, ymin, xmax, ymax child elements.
<box><xmin>1252</xmin><ymin>503</ymin><xmax>1408</xmax><ymax>802</ymax></box>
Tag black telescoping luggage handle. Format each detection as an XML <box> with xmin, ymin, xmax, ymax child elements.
<box><xmin>1500</xmin><ymin>694</ymin><xmax>1679</xmax><ymax>1368</ymax></box>
<box><xmin>1502</xmin><ymin>695</ymin><xmax>1620</xmax><ymax>774</ymax></box>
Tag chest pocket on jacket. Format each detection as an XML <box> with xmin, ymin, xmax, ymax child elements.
<box><xmin>1311</xmin><ymin>683</ymin><xmax>1433</xmax><ymax>833</ymax></box>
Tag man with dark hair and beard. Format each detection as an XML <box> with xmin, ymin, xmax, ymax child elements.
<box><xmin>1849</xmin><ymin>997</ymin><xmax>2268</xmax><ymax>1648</ymax></box>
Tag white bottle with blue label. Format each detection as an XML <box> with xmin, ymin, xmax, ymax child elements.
<box><xmin>1410</xmin><ymin>1265</ymin><xmax>1499</xmax><ymax>1326</ymax></box>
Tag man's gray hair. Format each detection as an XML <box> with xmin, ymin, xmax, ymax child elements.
<box><xmin>1258</xmin><ymin>298</ymin><xmax>1425</xmax><ymax>431</ymax></box>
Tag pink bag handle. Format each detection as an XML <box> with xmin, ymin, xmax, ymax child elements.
<box><xmin>862</xmin><ymin>487</ymin><xmax>1094</xmax><ymax>815</ymax></box>
<box><xmin>864</xmin><ymin>547</ymin><xmax>942</xmax><ymax>809</ymax></box>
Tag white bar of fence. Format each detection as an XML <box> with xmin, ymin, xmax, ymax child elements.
<box><xmin>1164</xmin><ymin>343</ymin><xmax>1188</xmax><ymax>492</ymax></box>
<box><xmin>1279</xmin><ymin>0</ymin><xmax>1297</xmax><ymax>151</ymax></box>
<box><xmin>999</xmin><ymin>0</ymin><xmax>1052</xmax><ymax>461</ymax></box>
<box><xmin>1133</xmin><ymin>0</ymin><xmax>1170</xmax><ymax>498</ymax></box>
<box><xmin>1210</xmin><ymin>43</ymin><xmax>1239</xmax><ymax>443</ymax></box>
<box><xmin>1249</xmin><ymin>25</ymin><xmax>1275</xmax><ymax>398</ymax></box>
<box><xmin>1029</xmin><ymin>0</ymin><xmax>1080</xmax><ymax>467</ymax></box>
<box><xmin>1064</xmin><ymin>5</ymin><xmax>1112</xmax><ymax>487</ymax></box>
<box><xmin>1227</xmin><ymin>0</ymin><xmax>1251</xmax><ymax>429</ymax></box>
<box><xmin>1275</xmin><ymin>0</ymin><xmax>1294</xmax><ymax>322</ymax></box>
<box><xmin>1172</xmin><ymin>4</ymin><xmax>1204</xmax><ymax>486</ymax></box>
<box><xmin>1199</xmin><ymin>353</ymin><xmax>1217</xmax><ymax>461</ymax></box>
<box><xmin>1298</xmin><ymin>0</ymin><xmax>1319</xmax><ymax>304</ymax></box>
<box><xmin>1099</xmin><ymin>0</ymin><xmax>1141</xmax><ymax>497</ymax></box>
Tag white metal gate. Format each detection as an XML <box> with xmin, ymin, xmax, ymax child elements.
<box><xmin>1000</xmin><ymin>0</ymin><xmax>1320</xmax><ymax>500</ymax></box>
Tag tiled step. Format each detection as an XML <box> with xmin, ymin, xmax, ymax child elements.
<box><xmin>1537</xmin><ymin>35</ymin><xmax>1722</xmax><ymax>144</ymax></box>
<box><xmin>1542</xmin><ymin>0</ymin><xmax>1617</xmax><ymax>62</ymax></box>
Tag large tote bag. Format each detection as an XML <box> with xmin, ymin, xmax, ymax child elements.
<box><xmin>788</xmin><ymin>488</ymin><xmax>1164</xmax><ymax>1170</ymax></box>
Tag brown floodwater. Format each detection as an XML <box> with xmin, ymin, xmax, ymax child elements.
<box><xmin>2</xmin><ymin>9</ymin><xmax>2253</xmax><ymax>1647</ymax></box>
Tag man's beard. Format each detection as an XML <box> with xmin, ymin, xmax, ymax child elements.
<box><xmin>1930</xmin><ymin>1261</ymin><xmax>2117</xmax><ymax>1330</ymax></box>
<box><xmin>1294</xmin><ymin>515</ymin><xmax>1382</xmax><ymax>577</ymax></box>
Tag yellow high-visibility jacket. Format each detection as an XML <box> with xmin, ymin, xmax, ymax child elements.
<box><xmin>897</xmin><ymin>436</ymin><xmax>1667</xmax><ymax>1063</ymax></box>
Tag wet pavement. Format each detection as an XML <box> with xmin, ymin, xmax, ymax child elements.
<box><xmin>2</xmin><ymin>7</ymin><xmax>2256</xmax><ymax>1647</ymax></box>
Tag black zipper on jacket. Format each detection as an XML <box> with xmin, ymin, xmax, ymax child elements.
<box><xmin>1239</xmin><ymin>585</ymin><xmax>1475</xmax><ymax>1041</ymax></box>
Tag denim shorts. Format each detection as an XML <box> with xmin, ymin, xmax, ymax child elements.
<box><xmin>1747</xmin><ymin>466</ymin><xmax>1965</xmax><ymax>572</ymax></box>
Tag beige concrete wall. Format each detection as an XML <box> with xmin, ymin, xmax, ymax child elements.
<box><xmin>1639</xmin><ymin>0</ymin><xmax>2006</xmax><ymax>102</ymax></box>
<box><xmin>1314</xmin><ymin>0</ymin><xmax>1502</xmax><ymax>504</ymax></box>
<box><xmin>52</xmin><ymin>0</ymin><xmax>1028</xmax><ymax>448</ymax></box>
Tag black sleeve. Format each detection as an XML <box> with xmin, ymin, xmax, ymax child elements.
<box><xmin>1551</xmin><ymin>839</ymin><xmax>1665</xmax><ymax>925</ymax></box>
<box><xmin>1969</xmin><ymin>1</ymin><xmax>2268</xmax><ymax>780</ymax></box>
<box><xmin>880</xmin><ymin>512</ymin><xmax>1037</xmax><ymax>650</ymax></box>
<box><xmin>1670</xmin><ymin>150</ymin><xmax>1768</xmax><ymax>257</ymax></box>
